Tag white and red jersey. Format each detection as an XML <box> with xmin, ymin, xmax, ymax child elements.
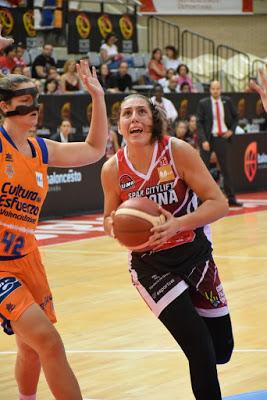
<box><xmin>116</xmin><ymin>135</ymin><xmax>206</xmax><ymax>252</ymax></box>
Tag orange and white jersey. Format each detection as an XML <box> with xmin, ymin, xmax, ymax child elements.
<box><xmin>0</xmin><ymin>127</ymin><xmax>48</xmax><ymax>258</ymax></box>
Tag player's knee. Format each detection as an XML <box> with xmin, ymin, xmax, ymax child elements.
<box><xmin>216</xmin><ymin>338</ymin><xmax>234</xmax><ymax>364</ymax></box>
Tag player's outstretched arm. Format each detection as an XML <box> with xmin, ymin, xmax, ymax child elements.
<box><xmin>46</xmin><ymin>59</ymin><xmax>108</xmax><ymax>167</ymax></box>
<box><xmin>250</xmin><ymin>66</ymin><xmax>267</xmax><ymax>112</ymax></box>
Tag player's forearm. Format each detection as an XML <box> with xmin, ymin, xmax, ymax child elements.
<box><xmin>176</xmin><ymin>198</ymin><xmax>228</xmax><ymax>232</ymax></box>
<box><xmin>85</xmin><ymin>94</ymin><xmax>108</xmax><ymax>159</ymax></box>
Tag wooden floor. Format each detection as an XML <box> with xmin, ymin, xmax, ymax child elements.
<box><xmin>0</xmin><ymin>209</ymin><xmax>267</xmax><ymax>399</ymax></box>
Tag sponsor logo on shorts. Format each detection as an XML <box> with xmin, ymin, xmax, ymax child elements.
<box><xmin>0</xmin><ymin>277</ymin><xmax>22</xmax><ymax>303</ymax></box>
<box><xmin>40</xmin><ymin>295</ymin><xmax>53</xmax><ymax>310</ymax></box>
<box><xmin>204</xmin><ymin>290</ymin><xmax>221</xmax><ymax>307</ymax></box>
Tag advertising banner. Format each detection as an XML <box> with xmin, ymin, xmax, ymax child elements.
<box><xmin>139</xmin><ymin>0</ymin><xmax>253</xmax><ymax>15</ymax></box>
<box><xmin>68</xmin><ymin>11</ymin><xmax>138</xmax><ymax>54</ymax></box>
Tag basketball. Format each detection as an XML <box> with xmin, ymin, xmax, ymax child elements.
<box><xmin>113</xmin><ymin>197</ymin><xmax>165</xmax><ymax>250</ymax></box>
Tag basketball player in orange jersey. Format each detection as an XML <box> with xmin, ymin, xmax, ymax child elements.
<box><xmin>101</xmin><ymin>94</ymin><xmax>234</xmax><ymax>400</ymax></box>
<box><xmin>0</xmin><ymin>61</ymin><xmax>108</xmax><ymax>399</ymax></box>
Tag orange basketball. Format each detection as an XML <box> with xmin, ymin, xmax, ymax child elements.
<box><xmin>113</xmin><ymin>197</ymin><xmax>165</xmax><ymax>251</ymax></box>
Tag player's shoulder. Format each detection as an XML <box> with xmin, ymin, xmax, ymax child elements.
<box><xmin>102</xmin><ymin>154</ymin><xmax>118</xmax><ymax>175</ymax></box>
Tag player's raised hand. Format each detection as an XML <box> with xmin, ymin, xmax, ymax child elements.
<box><xmin>0</xmin><ymin>24</ymin><xmax>14</xmax><ymax>51</ymax></box>
<box><xmin>76</xmin><ymin>59</ymin><xmax>104</xmax><ymax>98</ymax></box>
<box><xmin>250</xmin><ymin>66</ymin><xmax>267</xmax><ymax>112</ymax></box>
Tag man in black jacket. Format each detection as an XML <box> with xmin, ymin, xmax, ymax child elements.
<box><xmin>197</xmin><ymin>80</ymin><xmax>242</xmax><ymax>207</ymax></box>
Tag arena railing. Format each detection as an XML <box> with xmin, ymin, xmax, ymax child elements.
<box><xmin>181</xmin><ymin>30</ymin><xmax>215</xmax><ymax>85</ymax></box>
<box><xmin>147</xmin><ymin>16</ymin><xmax>180</xmax><ymax>55</ymax></box>
<box><xmin>216</xmin><ymin>44</ymin><xmax>250</xmax><ymax>92</ymax></box>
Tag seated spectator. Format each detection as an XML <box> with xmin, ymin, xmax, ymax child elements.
<box><xmin>100</xmin><ymin>32</ymin><xmax>123</xmax><ymax>69</ymax></box>
<box><xmin>61</xmin><ymin>59</ymin><xmax>81</xmax><ymax>93</ymax></box>
<box><xmin>13</xmin><ymin>42</ymin><xmax>27</xmax><ymax>67</ymax></box>
<box><xmin>0</xmin><ymin>44</ymin><xmax>16</xmax><ymax>74</ymax></box>
<box><xmin>11</xmin><ymin>65</ymin><xmax>24</xmax><ymax>74</ymax></box>
<box><xmin>150</xmin><ymin>84</ymin><xmax>178</xmax><ymax>134</ymax></box>
<box><xmin>176</xmin><ymin>64</ymin><xmax>193</xmax><ymax>92</ymax></box>
<box><xmin>186</xmin><ymin>114</ymin><xmax>198</xmax><ymax>148</ymax></box>
<box><xmin>163</xmin><ymin>45</ymin><xmax>181</xmax><ymax>71</ymax></box>
<box><xmin>108</xmin><ymin>61</ymin><xmax>133</xmax><ymax>93</ymax></box>
<box><xmin>32</xmin><ymin>78</ymin><xmax>44</xmax><ymax>94</ymax></box>
<box><xmin>44</xmin><ymin>78</ymin><xmax>60</xmax><ymax>94</ymax></box>
<box><xmin>97</xmin><ymin>63</ymin><xmax>113</xmax><ymax>91</ymax></box>
<box><xmin>175</xmin><ymin>120</ymin><xmax>188</xmax><ymax>140</ymax></box>
<box><xmin>158</xmin><ymin>68</ymin><xmax>176</xmax><ymax>89</ymax></box>
<box><xmin>22</xmin><ymin>66</ymin><xmax>31</xmax><ymax>78</ymax></box>
<box><xmin>31</xmin><ymin>43</ymin><xmax>56</xmax><ymax>79</ymax></box>
<box><xmin>148</xmin><ymin>48</ymin><xmax>166</xmax><ymax>83</ymax></box>
<box><xmin>164</xmin><ymin>75</ymin><xmax>180</xmax><ymax>94</ymax></box>
<box><xmin>50</xmin><ymin>119</ymin><xmax>73</xmax><ymax>142</ymax></box>
<box><xmin>106</xmin><ymin>119</ymin><xmax>120</xmax><ymax>158</ymax></box>
<box><xmin>180</xmin><ymin>81</ymin><xmax>191</xmax><ymax>93</ymax></box>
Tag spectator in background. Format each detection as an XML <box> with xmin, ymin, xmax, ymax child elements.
<box><xmin>108</xmin><ymin>61</ymin><xmax>133</xmax><ymax>93</ymax></box>
<box><xmin>106</xmin><ymin>119</ymin><xmax>120</xmax><ymax>158</ymax></box>
<box><xmin>150</xmin><ymin>84</ymin><xmax>178</xmax><ymax>134</ymax></box>
<box><xmin>180</xmin><ymin>81</ymin><xmax>191</xmax><ymax>93</ymax></box>
<box><xmin>175</xmin><ymin>120</ymin><xmax>188</xmax><ymax>140</ymax></box>
<box><xmin>164</xmin><ymin>75</ymin><xmax>180</xmax><ymax>94</ymax></box>
<box><xmin>32</xmin><ymin>78</ymin><xmax>44</xmax><ymax>94</ymax></box>
<box><xmin>13</xmin><ymin>42</ymin><xmax>27</xmax><ymax>67</ymax></box>
<box><xmin>31</xmin><ymin>43</ymin><xmax>56</xmax><ymax>79</ymax></box>
<box><xmin>163</xmin><ymin>45</ymin><xmax>181</xmax><ymax>71</ymax></box>
<box><xmin>47</xmin><ymin>65</ymin><xmax>62</xmax><ymax>91</ymax></box>
<box><xmin>61</xmin><ymin>59</ymin><xmax>81</xmax><ymax>93</ymax></box>
<box><xmin>176</xmin><ymin>64</ymin><xmax>193</xmax><ymax>92</ymax></box>
<box><xmin>44</xmin><ymin>78</ymin><xmax>60</xmax><ymax>94</ymax></box>
<box><xmin>22</xmin><ymin>65</ymin><xmax>31</xmax><ymax>78</ymax></box>
<box><xmin>197</xmin><ymin>80</ymin><xmax>242</xmax><ymax>207</ymax></box>
<box><xmin>50</xmin><ymin>119</ymin><xmax>73</xmax><ymax>143</ymax></box>
<box><xmin>186</xmin><ymin>114</ymin><xmax>198</xmax><ymax>149</ymax></box>
<box><xmin>10</xmin><ymin>65</ymin><xmax>23</xmax><ymax>74</ymax></box>
<box><xmin>0</xmin><ymin>44</ymin><xmax>16</xmax><ymax>74</ymax></box>
<box><xmin>148</xmin><ymin>48</ymin><xmax>166</xmax><ymax>83</ymax></box>
<box><xmin>97</xmin><ymin>63</ymin><xmax>113</xmax><ymax>91</ymax></box>
<box><xmin>158</xmin><ymin>67</ymin><xmax>176</xmax><ymax>89</ymax></box>
<box><xmin>100</xmin><ymin>32</ymin><xmax>123</xmax><ymax>69</ymax></box>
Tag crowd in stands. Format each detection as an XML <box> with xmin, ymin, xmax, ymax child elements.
<box><xmin>0</xmin><ymin>32</ymin><xmax>265</xmax><ymax>156</ymax></box>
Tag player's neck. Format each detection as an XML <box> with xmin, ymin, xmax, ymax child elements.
<box><xmin>127</xmin><ymin>143</ymin><xmax>155</xmax><ymax>174</ymax></box>
<box><xmin>3</xmin><ymin>120</ymin><xmax>29</xmax><ymax>146</ymax></box>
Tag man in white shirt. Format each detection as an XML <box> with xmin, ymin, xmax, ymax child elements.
<box><xmin>150</xmin><ymin>84</ymin><xmax>178</xmax><ymax>134</ymax></box>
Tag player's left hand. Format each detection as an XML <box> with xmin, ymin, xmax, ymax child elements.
<box><xmin>76</xmin><ymin>59</ymin><xmax>104</xmax><ymax>98</ymax></box>
<box><xmin>250</xmin><ymin>66</ymin><xmax>267</xmax><ymax>112</ymax></box>
<box><xmin>0</xmin><ymin>25</ymin><xmax>14</xmax><ymax>51</ymax></box>
<box><xmin>149</xmin><ymin>207</ymin><xmax>179</xmax><ymax>247</ymax></box>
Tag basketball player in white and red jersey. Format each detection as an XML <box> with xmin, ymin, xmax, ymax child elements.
<box><xmin>101</xmin><ymin>94</ymin><xmax>234</xmax><ymax>400</ymax></box>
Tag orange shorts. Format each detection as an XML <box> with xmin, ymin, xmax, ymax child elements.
<box><xmin>0</xmin><ymin>247</ymin><xmax>57</xmax><ymax>335</ymax></box>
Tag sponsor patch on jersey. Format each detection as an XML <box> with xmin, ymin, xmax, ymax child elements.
<box><xmin>157</xmin><ymin>165</ymin><xmax>175</xmax><ymax>182</ymax></box>
<box><xmin>120</xmin><ymin>174</ymin><xmax>135</xmax><ymax>190</ymax></box>
<box><xmin>5</xmin><ymin>153</ymin><xmax>13</xmax><ymax>162</ymax></box>
<box><xmin>36</xmin><ymin>171</ymin><xmax>44</xmax><ymax>188</ymax></box>
<box><xmin>0</xmin><ymin>277</ymin><xmax>22</xmax><ymax>304</ymax></box>
<box><xmin>5</xmin><ymin>163</ymin><xmax>14</xmax><ymax>179</ymax></box>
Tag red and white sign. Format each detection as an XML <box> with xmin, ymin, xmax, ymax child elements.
<box><xmin>140</xmin><ymin>0</ymin><xmax>253</xmax><ymax>15</ymax></box>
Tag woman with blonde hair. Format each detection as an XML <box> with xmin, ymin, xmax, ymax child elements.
<box><xmin>61</xmin><ymin>59</ymin><xmax>81</xmax><ymax>93</ymax></box>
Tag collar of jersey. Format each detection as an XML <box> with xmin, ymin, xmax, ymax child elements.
<box><xmin>0</xmin><ymin>126</ymin><xmax>36</xmax><ymax>157</ymax></box>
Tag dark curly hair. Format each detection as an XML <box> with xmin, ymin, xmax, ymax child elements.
<box><xmin>120</xmin><ymin>94</ymin><xmax>164</xmax><ymax>142</ymax></box>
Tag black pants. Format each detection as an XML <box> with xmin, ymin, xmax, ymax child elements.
<box><xmin>200</xmin><ymin>137</ymin><xmax>236</xmax><ymax>201</ymax></box>
<box><xmin>159</xmin><ymin>289</ymin><xmax>234</xmax><ymax>400</ymax></box>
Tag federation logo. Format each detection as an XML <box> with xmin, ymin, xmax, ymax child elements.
<box><xmin>75</xmin><ymin>13</ymin><xmax>91</xmax><ymax>39</ymax></box>
<box><xmin>120</xmin><ymin>174</ymin><xmax>135</xmax><ymax>190</ymax></box>
<box><xmin>119</xmin><ymin>15</ymin><xmax>133</xmax><ymax>40</ymax></box>
<box><xmin>0</xmin><ymin>277</ymin><xmax>22</xmax><ymax>304</ymax></box>
<box><xmin>5</xmin><ymin>163</ymin><xmax>14</xmax><ymax>179</ymax></box>
<box><xmin>244</xmin><ymin>141</ymin><xmax>257</xmax><ymax>182</ymax></box>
